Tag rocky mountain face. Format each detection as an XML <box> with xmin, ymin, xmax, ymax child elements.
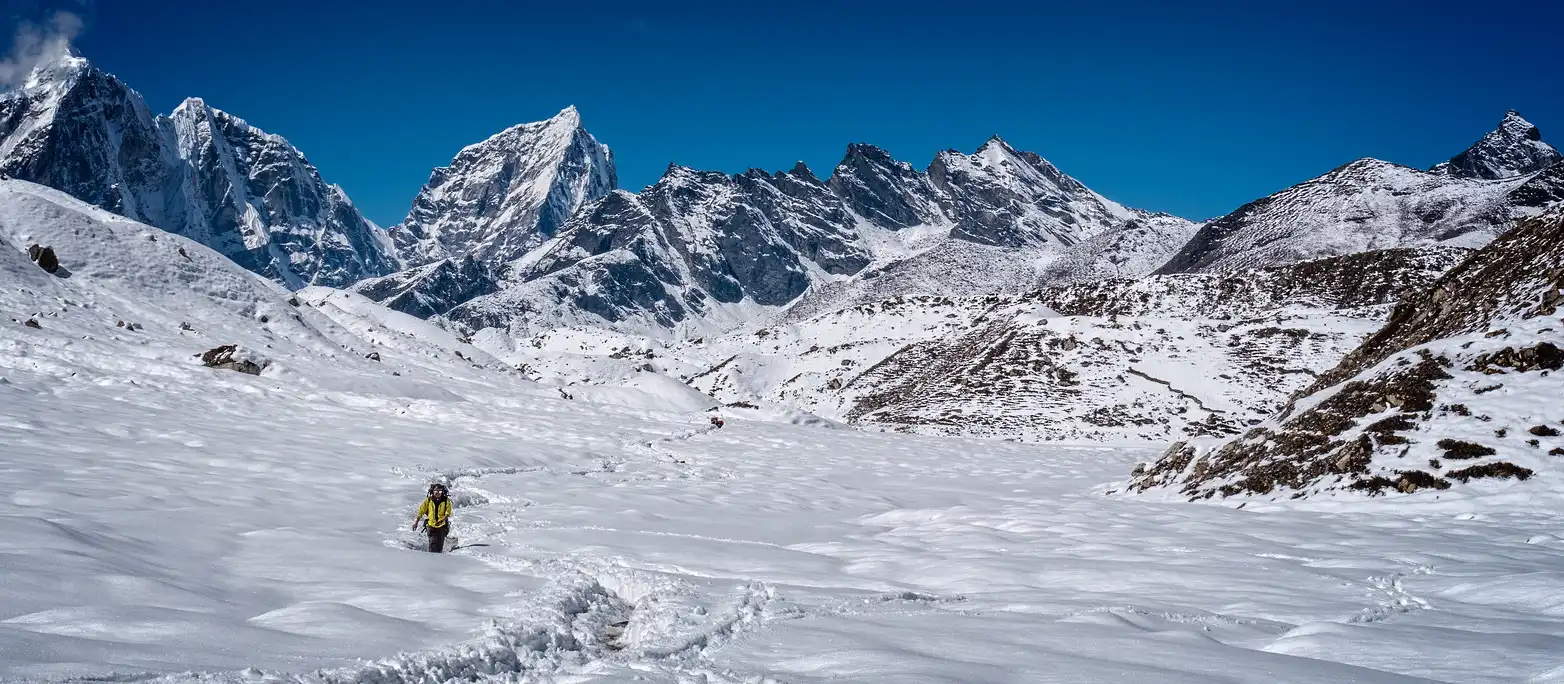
<box><xmin>387</xmin><ymin>106</ymin><xmax>616</xmax><ymax>269</ymax></box>
<box><xmin>1129</xmin><ymin>206</ymin><xmax>1564</xmax><ymax>499</ymax></box>
<box><xmin>1157</xmin><ymin>112</ymin><xmax>1564</xmax><ymax>275</ymax></box>
<box><xmin>0</xmin><ymin>55</ymin><xmax>396</xmax><ymax>288</ymax></box>
<box><xmin>439</xmin><ymin>163</ymin><xmax>873</xmax><ymax>334</ymax></box>
<box><xmin>414</xmin><ymin>137</ymin><xmax>1195</xmax><ymax>335</ymax></box>
<box><xmin>1432</xmin><ymin>110</ymin><xmax>1562</xmax><ymax>180</ymax></box>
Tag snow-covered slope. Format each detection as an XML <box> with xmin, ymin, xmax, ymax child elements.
<box><xmin>1158</xmin><ymin>112</ymin><xmax>1564</xmax><ymax>274</ymax></box>
<box><xmin>1131</xmin><ymin>205</ymin><xmax>1564</xmax><ymax>500</ymax></box>
<box><xmin>0</xmin><ymin>55</ymin><xmax>395</xmax><ymax>288</ymax></box>
<box><xmin>8</xmin><ymin>182</ymin><xmax>1564</xmax><ymax>684</ymax></box>
<box><xmin>388</xmin><ymin>106</ymin><xmax>616</xmax><ymax>269</ymax></box>
<box><xmin>479</xmin><ymin>247</ymin><xmax>1461</xmax><ymax>443</ymax></box>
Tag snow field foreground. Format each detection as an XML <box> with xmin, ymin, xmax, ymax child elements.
<box><xmin>4</xmin><ymin>180</ymin><xmax>1564</xmax><ymax>682</ymax></box>
<box><xmin>8</xmin><ymin>369</ymin><xmax>1564</xmax><ymax>684</ymax></box>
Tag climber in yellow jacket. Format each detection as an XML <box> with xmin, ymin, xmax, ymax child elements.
<box><xmin>411</xmin><ymin>483</ymin><xmax>453</xmax><ymax>552</ymax></box>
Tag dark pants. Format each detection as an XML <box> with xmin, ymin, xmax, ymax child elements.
<box><xmin>427</xmin><ymin>524</ymin><xmax>449</xmax><ymax>553</ymax></box>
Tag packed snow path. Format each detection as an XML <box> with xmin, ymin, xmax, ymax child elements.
<box><xmin>5</xmin><ymin>361</ymin><xmax>1564</xmax><ymax>684</ymax></box>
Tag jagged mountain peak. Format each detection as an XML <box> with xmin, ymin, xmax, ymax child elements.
<box><xmin>0</xmin><ymin>54</ymin><xmax>396</xmax><ymax>289</ymax></box>
<box><xmin>1432</xmin><ymin>109</ymin><xmax>1560</xmax><ymax>180</ymax></box>
<box><xmin>388</xmin><ymin>106</ymin><xmax>616</xmax><ymax>269</ymax></box>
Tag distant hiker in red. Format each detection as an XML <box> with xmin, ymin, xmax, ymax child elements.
<box><xmin>710</xmin><ymin>415</ymin><xmax>725</xmax><ymax>428</ymax></box>
<box><xmin>412</xmin><ymin>483</ymin><xmax>452</xmax><ymax>553</ymax></box>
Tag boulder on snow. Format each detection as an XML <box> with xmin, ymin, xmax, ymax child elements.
<box><xmin>365</xmin><ymin>351</ymin><xmax>381</xmax><ymax>361</ymax></box>
<box><xmin>22</xmin><ymin>317</ymin><xmax>41</xmax><ymax>329</ymax></box>
<box><xmin>27</xmin><ymin>244</ymin><xmax>59</xmax><ymax>274</ymax></box>
<box><xmin>200</xmin><ymin>345</ymin><xmax>268</xmax><ymax>375</ymax></box>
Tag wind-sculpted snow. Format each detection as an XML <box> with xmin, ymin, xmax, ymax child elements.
<box><xmin>0</xmin><ymin>56</ymin><xmax>395</xmax><ymax>288</ymax></box>
<box><xmin>1132</xmin><ymin>206</ymin><xmax>1564</xmax><ymax>500</ymax></box>
<box><xmin>6</xmin><ymin>179</ymin><xmax>1564</xmax><ymax>682</ymax></box>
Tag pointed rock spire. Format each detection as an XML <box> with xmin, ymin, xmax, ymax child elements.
<box><xmin>1432</xmin><ymin>110</ymin><xmax>1560</xmax><ymax>180</ymax></box>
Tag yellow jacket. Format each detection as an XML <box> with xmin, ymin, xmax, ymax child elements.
<box><xmin>418</xmin><ymin>497</ymin><xmax>451</xmax><ymax>529</ymax></box>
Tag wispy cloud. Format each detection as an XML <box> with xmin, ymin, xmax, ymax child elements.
<box><xmin>0</xmin><ymin>11</ymin><xmax>85</xmax><ymax>88</ymax></box>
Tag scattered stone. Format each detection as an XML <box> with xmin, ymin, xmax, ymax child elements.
<box><xmin>1395</xmin><ymin>470</ymin><xmax>1451</xmax><ymax>493</ymax></box>
<box><xmin>22</xmin><ymin>318</ymin><xmax>41</xmax><ymax>329</ymax></box>
<box><xmin>199</xmin><ymin>345</ymin><xmax>267</xmax><ymax>375</ymax></box>
<box><xmin>1446</xmin><ymin>462</ymin><xmax>1533</xmax><ymax>482</ymax></box>
<box><xmin>827</xmin><ymin>377</ymin><xmax>844</xmax><ymax>390</ymax></box>
<box><xmin>1551</xmin><ymin>447</ymin><xmax>1564</xmax><ymax>456</ymax></box>
<box><xmin>27</xmin><ymin>244</ymin><xmax>59</xmax><ymax>273</ymax></box>
<box><xmin>1529</xmin><ymin>424</ymin><xmax>1561</xmax><ymax>437</ymax></box>
<box><xmin>365</xmin><ymin>352</ymin><xmax>381</xmax><ymax>361</ymax></box>
<box><xmin>1437</xmin><ymin>438</ymin><xmax>1496</xmax><ymax>460</ymax></box>
<box><xmin>287</xmin><ymin>296</ymin><xmax>301</xmax><ymax>307</ymax></box>
<box><xmin>180</xmin><ymin>322</ymin><xmax>194</xmax><ymax>331</ymax></box>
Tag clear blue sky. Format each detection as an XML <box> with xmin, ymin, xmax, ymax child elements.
<box><xmin>11</xmin><ymin>0</ymin><xmax>1563</xmax><ymax>225</ymax></box>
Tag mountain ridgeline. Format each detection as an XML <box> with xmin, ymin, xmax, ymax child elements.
<box><xmin>4</xmin><ymin>55</ymin><xmax>1560</xmax><ymax>341</ymax></box>
<box><xmin>0</xmin><ymin>56</ymin><xmax>396</xmax><ymax>288</ymax></box>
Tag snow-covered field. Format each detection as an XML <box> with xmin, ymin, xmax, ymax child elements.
<box><xmin>5</xmin><ymin>180</ymin><xmax>1564</xmax><ymax>683</ymax></box>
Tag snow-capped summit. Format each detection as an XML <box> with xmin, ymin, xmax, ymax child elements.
<box><xmin>439</xmin><ymin>159</ymin><xmax>873</xmax><ymax>335</ymax></box>
<box><xmin>1432</xmin><ymin>110</ymin><xmax>1561</xmax><ymax>180</ymax></box>
<box><xmin>389</xmin><ymin>106</ymin><xmax>617</xmax><ymax>269</ymax></box>
<box><xmin>928</xmin><ymin>135</ymin><xmax>1131</xmax><ymax>248</ymax></box>
<box><xmin>166</xmin><ymin>96</ymin><xmax>398</xmax><ymax>287</ymax></box>
<box><xmin>1157</xmin><ymin>112</ymin><xmax>1564</xmax><ymax>275</ymax></box>
<box><xmin>0</xmin><ymin>55</ymin><xmax>395</xmax><ymax>288</ymax></box>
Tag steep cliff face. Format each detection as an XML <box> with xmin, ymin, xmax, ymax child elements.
<box><xmin>0</xmin><ymin>56</ymin><xmax>395</xmax><ymax>288</ymax></box>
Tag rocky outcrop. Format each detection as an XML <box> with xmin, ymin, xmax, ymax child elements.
<box><xmin>1129</xmin><ymin>206</ymin><xmax>1564</xmax><ymax>499</ymax></box>
<box><xmin>200</xmin><ymin>344</ymin><xmax>268</xmax><ymax>375</ymax></box>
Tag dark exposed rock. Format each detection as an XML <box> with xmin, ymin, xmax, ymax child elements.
<box><xmin>1395</xmin><ymin>470</ymin><xmax>1451</xmax><ymax>493</ymax></box>
<box><xmin>1530</xmin><ymin>424</ymin><xmax>1561</xmax><ymax>437</ymax></box>
<box><xmin>1446</xmin><ymin>462</ymin><xmax>1534</xmax><ymax>482</ymax></box>
<box><xmin>365</xmin><ymin>352</ymin><xmax>381</xmax><ymax>361</ymax></box>
<box><xmin>27</xmin><ymin>244</ymin><xmax>59</xmax><ymax>273</ymax></box>
<box><xmin>1436</xmin><ymin>439</ymin><xmax>1496</xmax><ymax>460</ymax></box>
<box><xmin>22</xmin><ymin>318</ymin><xmax>40</xmax><ymax>329</ymax></box>
<box><xmin>200</xmin><ymin>345</ymin><xmax>266</xmax><ymax>375</ymax></box>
